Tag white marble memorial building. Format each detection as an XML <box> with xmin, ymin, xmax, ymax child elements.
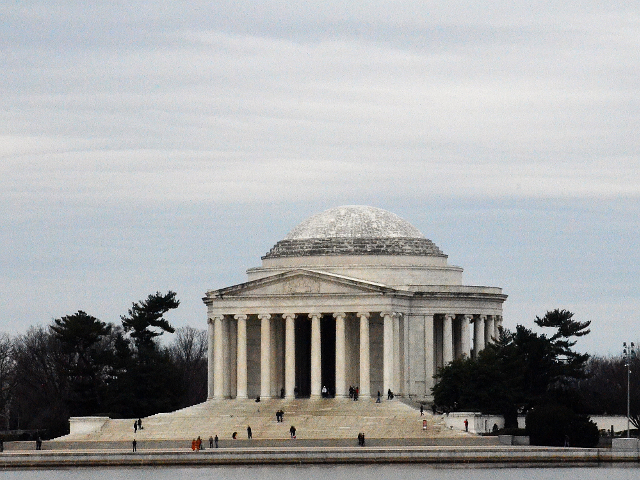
<box><xmin>203</xmin><ymin>206</ymin><xmax>506</xmax><ymax>401</ymax></box>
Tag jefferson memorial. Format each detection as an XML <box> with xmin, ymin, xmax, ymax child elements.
<box><xmin>203</xmin><ymin>206</ymin><xmax>506</xmax><ymax>402</ymax></box>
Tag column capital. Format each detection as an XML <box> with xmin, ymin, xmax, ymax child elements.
<box><xmin>282</xmin><ymin>312</ymin><xmax>296</xmax><ymax>320</ymax></box>
<box><xmin>258</xmin><ymin>313</ymin><xmax>271</xmax><ymax>321</ymax></box>
<box><xmin>333</xmin><ymin>312</ymin><xmax>346</xmax><ymax>320</ymax></box>
<box><xmin>463</xmin><ymin>314</ymin><xmax>473</xmax><ymax>321</ymax></box>
<box><xmin>308</xmin><ymin>312</ymin><xmax>321</xmax><ymax>320</ymax></box>
<box><xmin>356</xmin><ymin>311</ymin><xmax>370</xmax><ymax>319</ymax></box>
<box><xmin>209</xmin><ymin>315</ymin><xmax>224</xmax><ymax>325</ymax></box>
<box><xmin>234</xmin><ymin>314</ymin><xmax>247</xmax><ymax>321</ymax></box>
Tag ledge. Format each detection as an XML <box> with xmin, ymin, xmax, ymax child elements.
<box><xmin>1</xmin><ymin>446</ymin><xmax>639</xmax><ymax>469</ymax></box>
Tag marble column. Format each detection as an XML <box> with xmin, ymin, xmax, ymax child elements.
<box><xmin>207</xmin><ymin>317</ymin><xmax>215</xmax><ymax>400</ymax></box>
<box><xmin>259</xmin><ymin>313</ymin><xmax>272</xmax><ymax>398</ymax></box>
<box><xmin>443</xmin><ymin>314</ymin><xmax>454</xmax><ymax>364</ymax></box>
<box><xmin>284</xmin><ymin>313</ymin><xmax>296</xmax><ymax>398</ymax></box>
<box><xmin>393</xmin><ymin>313</ymin><xmax>401</xmax><ymax>394</ymax></box>
<box><xmin>309</xmin><ymin>313</ymin><xmax>321</xmax><ymax>397</ymax></box>
<box><xmin>213</xmin><ymin>315</ymin><xmax>225</xmax><ymax>399</ymax></box>
<box><xmin>474</xmin><ymin>315</ymin><xmax>485</xmax><ymax>356</ymax></box>
<box><xmin>485</xmin><ymin>316</ymin><xmax>495</xmax><ymax>345</ymax></box>
<box><xmin>223</xmin><ymin>317</ymin><xmax>231</xmax><ymax>398</ymax></box>
<box><xmin>235</xmin><ymin>314</ymin><xmax>248</xmax><ymax>399</ymax></box>
<box><xmin>358</xmin><ymin>312</ymin><xmax>370</xmax><ymax>398</ymax></box>
<box><xmin>334</xmin><ymin>312</ymin><xmax>346</xmax><ymax>397</ymax></box>
<box><xmin>424</xmin><ymin>314</ymin><xmax>435</xmax><ymax>395</ymax></box>
<box><xmin>382</xmin><ymin>312</ymin><xmax>393</xmax><ymax>396</ymax></box>
<box><xmin>461</xmin><ymin>315</ymin><xmax>472</xmax><ymax>358</ymax></box>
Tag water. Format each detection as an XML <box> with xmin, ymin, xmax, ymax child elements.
<box><xmin>1</xmin><ymin>465</ymin><xmax>638</xmax><ymax>480</ymax></box>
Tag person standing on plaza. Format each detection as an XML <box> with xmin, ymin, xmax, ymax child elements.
<box><xmin>464</xmin><ymin>419</ymin><xmax>469</xmax><ymax>432</ymax></box>
<box><xmin>132</xmin><ymin>439</ymin><xmax>137</xmax><ymax>452</ymax></box>
<box><xmin>247</xmin><ymin>425</ymin><xmax>252</xmax><ymax>439</ymax></box>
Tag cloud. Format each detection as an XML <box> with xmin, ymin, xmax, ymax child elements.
<box><xmin>1</xmin><ymin>1</ymin><xmax>639</xmax><ymax>354</ymax></box>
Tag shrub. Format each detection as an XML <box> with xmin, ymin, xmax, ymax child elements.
<box><xmin>526</xmin><ymin>404</ymin><xmax>599</xmax><ymax>447</ymax></box>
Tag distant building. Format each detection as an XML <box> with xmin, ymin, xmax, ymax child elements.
<box><xmin>203</xmin><ymin>205</ymin><xmax>506</xmax><ymax>401</ymax></box>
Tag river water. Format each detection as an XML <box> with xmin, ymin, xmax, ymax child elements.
<box><xmin>2</xmin><ymin>465</ymin><xmax>639</xmax><ymax>480</ymax></box>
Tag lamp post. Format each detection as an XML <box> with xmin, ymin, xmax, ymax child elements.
<box><xmin>623</xmin><ymin>342</ymin><xmax>635</xmax><ymax>438</ymax></box>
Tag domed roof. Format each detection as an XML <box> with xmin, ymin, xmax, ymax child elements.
<box><xmin>285</xmin><ymin>205</ymin><xmax>425</xmax><ymax>240</ymax></box>
<box><xmin>263</xmin><ymin>206</ymin><xmax>445</xmax><ymax>259</ymax></box>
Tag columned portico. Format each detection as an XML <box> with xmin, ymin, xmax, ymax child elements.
<box><xmin>206</xmin><ymin>307</ymin><xmax>507</xmax><ymax>401</ymax></box>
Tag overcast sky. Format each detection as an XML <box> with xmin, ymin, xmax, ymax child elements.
<box><xmin>1</xmin><ymin>1</ymin><xmax>639</xmax><ymax>355</ymax></box>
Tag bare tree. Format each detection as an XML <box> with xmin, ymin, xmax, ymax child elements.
<box><xmin>166</xmin><ymin>326</ymin><xmax>208</xmax><ymax>407</ymax></box>
<box><xmin>11</xmin><ymin>326</ymin><xmax>69</xmax><ymax>436</ymax></box>
<box><xmin>0</xmin><ymin>333</ymin><xmax>15</xmax><ymax>430</ymax></box>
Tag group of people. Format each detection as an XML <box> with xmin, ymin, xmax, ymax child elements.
<box><xmin>190</xmin><ymin>434</ymin><xmax>221</xmax><ymax>450</ymax></box>
<box><xmin>191</xmin><ymin>436</ymin><xmax>203</xmax><ymax>451</ymax></box>
<box><xmin>133</xmin><ymin>418</ymin><xmax>143</xmax><ymax>433</ymax></box>
<box><xmin>275</xmin><ymin>409</ymin><xmax>285</xmax><ymax>422</ymax></box>
<box><xmin>357</xmin><ymin>432</ymin><xmax>366</xmax><ymax>446</ymax></box>
<box><xmin>348</xmin><ymin>386</ymin><xmax>359</xmax><ymax>400</ymax></box>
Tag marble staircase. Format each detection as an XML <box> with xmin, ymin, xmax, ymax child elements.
<box><xmin>58</xmin><ymin>398</ymin><xmax>461</xmax><ymax>442</ymax></box>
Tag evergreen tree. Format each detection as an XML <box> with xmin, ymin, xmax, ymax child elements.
<box><xmin>121</xmin><ymin>291</ymin><xmax>180</xmax><ymax>352</ymax></box>
<box><xmin>433</xmin><ymin>309</ymin><xmax>591</xmax><ymax>429</ymax></box>
<box><xmin>50</xmin><ymin>311</ymin><xmax>113</xmax><ymax>416</ymax></box>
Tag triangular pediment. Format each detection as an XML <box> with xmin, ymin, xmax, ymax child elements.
<box><xmin>208</xmin><ymin>269</ymin><xmax>397</xmax><ymax>297</ymax></box>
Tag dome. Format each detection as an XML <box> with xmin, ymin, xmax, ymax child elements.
<box><xmin>285</xmin><ymin>205</ymin><xmax>424</xmax><ymax>240</ymax></box>
<box><xmin>263</xmin><ymin>205</ymin><xmax>445</xmax><ymax>259</ymax></box>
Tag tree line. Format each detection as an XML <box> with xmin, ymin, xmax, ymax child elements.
<box><xmin>0</xmin><ymin>291</ymin><xmax>208</xmax><ymax>439</ymax></box>
<box><xmin>0</xmin><ymin>301</ymin><xmax>636</xmax><ymax>444</ymax></box>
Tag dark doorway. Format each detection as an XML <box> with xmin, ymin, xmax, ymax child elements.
<box><xmin>320</xmin><ymin>315</ymin><xmax>336</xmax><ymax>396</ymax></box>
<box><xmin>295</xmin><ymin>317</ymin><xmax>311</xmax><ymax>397</ymax></box>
